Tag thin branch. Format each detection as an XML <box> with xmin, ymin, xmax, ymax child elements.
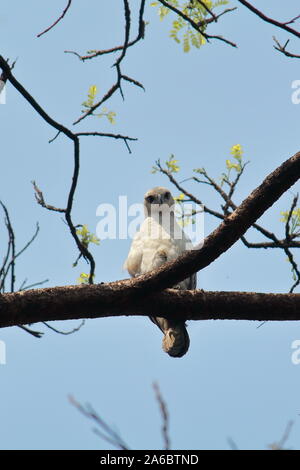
<box><xmin>42</xmin><ymin>319</ymin><xmax>85</xmax><ymax>335</ymax></box>
<box><xmin>0</xmin><ymin>56</ymin><xmax>97</xmax><ymax>284</ymax></box>
<box><xmin>18</xmin><ymin>325</ymin><xmax>44</xmax><ymax>338</ymax></box>
<box><xmin>0</xmin><ymin>201</ymin><xmax>15</xmax><ymax>292</ymax></box>
<box><xmin>69</xmin><ymin>396</ymin><xmax>129</xmax><ymax>450</ymax></box>
<box><xmin>37</xmin><ymin>0</ymin><xmax>72</xmax><ymax>38</ymax></box>
<box><xmin>76</xmin><ymin>131</ymin><xmax>138</xmax><ymax>154</ymax></box>
<box><xmin>0</xmin><ymin>56</ymin><xmax>74</xmax><ymax>139</ymax></box>
<box><xmin>73</xmin><ymin>82</ymin><xmax>119</xmax><ymax>126</ymax></box>
<box><xmin>268</xmin><ymin>421</ymin><xmax>294</xmax><ymax>450</ymax></box>
<box><xmin>285</xmin><ymin>194</ymin><xmax>298</xmax><ymax>241</ymax></box>
<box><xmin>273</xmin><ymin>37</ymin><xmax>300</xmax><ymax>59</ymax></box>
<box><xmin>153</xmin><ymin>382</ymin><xmax>170</xmax><ymax>451</ymax></box>
<box><xmin>237</xmin><ymin>0</ymin><xmax>300</xmax><ymax>39</ymax></box>
<box><xmin>156</xmin><ymin>161</ymin><xmax>225</xmax><ymax>220</ymax></box>
<box><xmin>114</xmin><ymin>0</ymin><xmax>131</xmax><ymax>67</ymax></box>
<box><xmin>32</xmin><ymin>181</ymin><xmax>66</xmax><ymax>213</ymax></box>
<box><xmin>158</xmin><ymin>0</ymin><xmax>237</xmax><ymax>48</ymax></box>
<box><xmin>284</xmin><ymin>246</ymin><xmax>300</xmax><ymax>293</ymax></box>
<box><xmin>71</xmin><ymin>1</ymin><xmax>145</xmax><ymax>126</ymax></box>
<box><xmin>19</xmin><ymin>278</ymin><xmax>49</xmax><ymax>291</ymax></box>
<box><xmin>65</xmin><ymin>0</ymin><xmax>146</xmax><ymax>61</ymax></box>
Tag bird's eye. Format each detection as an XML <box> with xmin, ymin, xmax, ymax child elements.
<box><xmin>146</xmin><ymin>195</ymin><xmax>155</xmax><ymax>203</ymax></box>
<box><xmin>164</xmin><ymin>192</ymin><xmax>170</xmax><ymax>199</ymax></box>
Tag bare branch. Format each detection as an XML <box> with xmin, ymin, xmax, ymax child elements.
<box><xmin>153</xmin><ymin>382</ymin><xmax>170</xmax><ymax>451</ymax></box>
<box><xmin>268</xmin><ymin>421</ymin><xmax>294</xmax><ymax>450</ymax></box>
<box><xmin>64</xmin><ymin>0</ymin><xmax>146</xmax><ymax>61</ymax></box>
<box><xmin>69</xmin><ymin>395</ymin><xmax>129</xmax><ymax>450</ymax></box>
<box><xmin>237</xmin><ymin>1</ymin><xmax>300</xmax><ymax>39</ymax></box>
<box><xmin>42</xmin><ymin>320</ymin><xmax>85</xmax><ymax>335</ymax></box>
<box><xmin>37</xmin><ymin>0</ymin><xmax>72</xmax><ymax>38</ymax></box>
<box><xmin>273</xmin><ymin>37</ymin><xmax>300</xmax><ymax>59</ymax></box>
<box><xmin>32</xmin><ymin>181</ymin><xmax>66</xmax><ymax>213</ymax></box>
<box><xmin>76</xmin><ymin>132</ymin><xmax>138</xmax><ymax>154</ymax></box>
<box><xmin>0</xmin><ymin>56</ymin><xmax>96</xmax><ymax>284</ymax></box>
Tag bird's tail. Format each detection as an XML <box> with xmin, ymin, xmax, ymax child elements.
<box><xmin>150</xmin><ymin>317</ymin><xmax>190</xmax><ymax>358</ymax></box>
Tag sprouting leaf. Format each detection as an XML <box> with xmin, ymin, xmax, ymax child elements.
<box><xmin>193</xmin><ymin>167</ymin><xmax>205</xmax><ymax>175</ymax></box>
<box><xmin>76</xmin><ymin>224</ymin><xmax>100</xmax><ymax>249</ymax></box>
<box><xmin>230</xmin><ymin>144</ymin><xmax>243</xmax><ymax>161</ymax></box>
<box><xmin>174</xmin><ymin>193</ymin><xmax>185</xmax><ymax>202</ymax></box>
<box><xmin>77</xmin><ymin>272</ymin><xmax>91</xmax><ymax>284</ymax></box>
<box><xmin>226</xmin><ymin>159</ymin><xmax>241</xmax><ymax>172</ymax></box>
<box><xmin>280</xmin><ymin>208</ymin><xmax>300</xmax><ymax>234</ymax></box>
<box><xmin>166</xmin><ymin>154</ymin><xmax>180</xmax><ymax>173</ymax></box>
<box><xmin>183</xmin><ymin>31</ymin><xmax>190</xmax><ymax>53</ymax></box>
<box><xmin>96</xmin><ymin>108</ymin><xmax>117</xmax><ymax>124</ymax></box>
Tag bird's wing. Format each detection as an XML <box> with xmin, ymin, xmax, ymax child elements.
<box><xmin>123</xmin><ymin>232</ymin><xmax>143</xmax><ymax>277</ymax></box>
<box><xmin>171</xmin><ymin>219</ymin><xmax>197</xmax><ymax>290</ymax></box>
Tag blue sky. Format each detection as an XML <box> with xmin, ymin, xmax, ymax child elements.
<box><xmin>1</xmin><ymin>0</ymin><xmax>300</xmax><ymax>450</ymax></box>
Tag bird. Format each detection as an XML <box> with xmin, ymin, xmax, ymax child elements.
<box><xmin>123</xmin><ymin>186</ymin><xmax>196</xmax><ymax>358</ymax></box>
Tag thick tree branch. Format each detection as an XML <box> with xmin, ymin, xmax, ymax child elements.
<box><xmin>1</xmin><ymin>284</ymin><xmax>300</xmax><ymax>329</ymax></box>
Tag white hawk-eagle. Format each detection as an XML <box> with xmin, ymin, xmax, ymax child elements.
<box><xmin>124</xmin><ymin>187</ymin><xmax>196</xmax><ymax>357</ymax></box>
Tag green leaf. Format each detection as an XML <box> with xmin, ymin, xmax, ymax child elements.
<box><xmin>166</xmin><ymin>154</ymin><xmax>180</xmax><ymax>173</ymax></box>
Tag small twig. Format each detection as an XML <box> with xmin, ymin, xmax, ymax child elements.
<box><xmin>284</xmin><ymin>247</ymin><xmax>300</xmax><ymax>293</ymax></box>
<box><xmin>49</xmin><ymin>130</ymin><xmax>61</xmax><ymax>144</ymax></box>
<box><xmin>273</xmin><ymin>37</ymin><xmax>300</xmax><ymax>59</ymax></box>
<box><xmin>114</xmin><ymin>0</ymin><xmax>131</xmax><ymax>67</ymax></box>
<box><xmin>158</xmin><ymin>0</ymin><xmax>237</xmax><ymax>48</ymax></box>
<box><xmin>199</xmin><ymin>7</ymin><xmax>237</xmax><ymax>27</ymax></box>
<box><xmin>238</xmin><ymin>0</ymin><xmax>300</xmax><ymax>39</ymax></box>
<box><xmin>19</xmin><ymin>278</ymin><xmax>49</xmax><ymax>291</ymax></box>
<box><xmin>69</xmin><ymin>395</ymin><xmax>129</xmax><ymax>450</ymax></box>
<box><xmin>32</xmin><ymin>181</ymin><xmax>66</xmax><ymax>213</ymax></box>
<box><xmin>153</xmin><ymin>382</ymin><xmax>170</xmax><ymax>451</ymax></box>
<box><xmin>73</xmin><ymin>82</ymin><xmax>119</xmax><ymax>126</ymax></box>
<box><xmin>268</xmin><ymin>420</ymin><xmax>294</xmax><ymax>450</ymax></box>
<box><xmin>156</xmin><ymin>160</ymin><xmax>224</xmax><ymax>220</ymax></box>
<box><xmin>121</xmin><ymin>74</ymin><xmax>145</xmax><ymax>90</ymax></box>
<box><xmin>284</xmin><ymin>14</ymin><xmax>300</xmax><ymax>26</ymax></box>
<box><xmin>285</xmin><ymin>194</ymin><xmax>298</xmax><ymax>241</ymax></box>
<box><xmin>76</xmin><ymin>132</ymin><xmax>137</xmax><ymax>154</ymax></box>
<box><xmin>0</xmin><ymin>201</ymin><xmax>15</xmax><ymax>292</ymax></box>
<box><xmin>64</xmin><ymin>0</ymin><xmax>146</xmax><ymax>61</ymax></box>
<box><xmin>37</xmin><ymin>0</ymin><xmax>72</xmax><ymax>38</ymax></box>
<box><xmin>227</xmin><ymin>436</ymin><xmax>239</xmax><ymax>450</ymax></box>
<box><xmin>18</xmin><ymin>325</ymin><xmax>44</xmax><ymax>338</ymax></box>
<box><xmin>42</xmin><ymin>319</ymin><xmax>85</xmax><ymax>335</ymax></box>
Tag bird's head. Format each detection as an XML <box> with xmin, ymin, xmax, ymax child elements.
<box><xmin>144</xmin><ymin>187</ymin><xmax>175</xmax><ymax>216</ymax></box>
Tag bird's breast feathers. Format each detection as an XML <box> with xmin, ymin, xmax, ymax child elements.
<box><xmin>124</xmin><ymin>216</ymin><xmax>192</xmax><ymax>276</ymax></box>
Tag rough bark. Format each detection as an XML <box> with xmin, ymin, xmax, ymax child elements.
<box><xmin>0</xmin><ymin>284</ymin><xmax>300</xmax><ymax>329</ymax></box>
